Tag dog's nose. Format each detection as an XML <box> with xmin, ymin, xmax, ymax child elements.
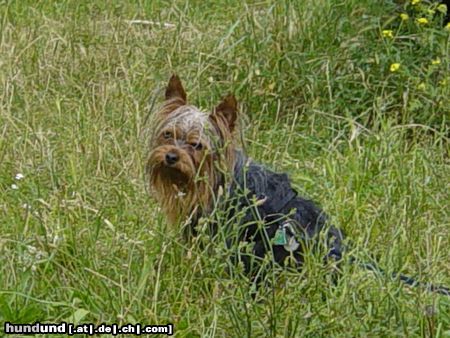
<box><xmin>165</xmin><ymin>152</ymin><xmax>179</xmax><ymax>165</ymax></box>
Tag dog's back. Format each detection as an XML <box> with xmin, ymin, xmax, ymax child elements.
<box><xmin>222</xmin><ymin>151</ymin><xmax>343</xmax><ymax>275</ymax></box>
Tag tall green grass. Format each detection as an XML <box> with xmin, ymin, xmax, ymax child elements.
<box><xmin>1</xmin><ymin>0</ymin><xmax>449</xmax><ymax>336</ymax></box>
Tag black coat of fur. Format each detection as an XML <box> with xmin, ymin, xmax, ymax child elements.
<box><xmin>217</xmin><ymin>151</ymin><xmax>343</xmax><ymax>276</ymax></box>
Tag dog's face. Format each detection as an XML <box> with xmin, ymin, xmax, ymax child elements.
<box><xmin>146</xmin><ymin>75</ymin><xmax>238</xmax><ymax>222</ymax></box>
<box><xmin>148</xmin><ymin>103</ymin><xmax>213</xmax><ymax>190</ymax></box>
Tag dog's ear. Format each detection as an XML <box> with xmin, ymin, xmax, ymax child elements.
<box><xmin>165</xmin><ymin>74</ymin><xmax>187</xmax><ymax>102</ymax></box>
<box><xmin>213</xmin><ymin>95</ymin><xmax>238</xmax><ymax>132</ymax></box>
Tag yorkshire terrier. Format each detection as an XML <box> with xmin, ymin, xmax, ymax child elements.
<box><xmin>146</xmin><ymin>75</ymin><xmax>343</xmax><ymax>278</ymax></box>
<box><xmin>145</xmin><ymin>75</ymin><xmax>450</xmax><ymax>296</ymax></box>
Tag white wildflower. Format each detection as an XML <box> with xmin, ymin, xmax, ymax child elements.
<box><xmin>15</xmin><ymin>173</ymin><xmax>25</xmax><ymax>180</ymax></box>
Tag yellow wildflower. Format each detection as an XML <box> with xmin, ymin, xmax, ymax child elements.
<box><xmin>417</xmin><ymin>83</ymin><xmax>426</xmax><ymax>90</ymax></box>
<box><xmin>437</xmin><ymin>4</ymin><xmax>447</xmax><ymax>14</ymax></box>
<box><xmin>446</xmin><ymin>22</ymin><xmax>450</xmax><ymax>30</ymax></box>
<box><xmin>390</xmin><ymin>63</ymin><xmax>401</xmax><ymax>72</ymax></box>
<box><xmin>431</xmin><ymin>58</ymin><xmax>441</xmax><ymax>65</ymax></box>
<box><xmin>382</xmin><ymin>30</ymin><xmax>394</xmax><ymax>38</ymax></box>
<box><xmin>400</xmin><ymin>13</ymin><xmax>409</xmax><ymax>21</ymax></box>
<box><xmin>411</xmin><ymin>0</ymin><xmax>420</xmax><ymax>4</ymax></box>
<box><xmin>417</xmin><ymin>18</ymin><xmax>429</xmax><ymax>25</ymax></box>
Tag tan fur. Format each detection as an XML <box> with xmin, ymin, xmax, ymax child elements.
<box><xmin>146</xmin><ymin>76</ymin><xmax>238</xmax><ymax>225</ymax></box>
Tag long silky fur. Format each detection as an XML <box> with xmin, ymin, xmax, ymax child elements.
<box><xmin>146</xmin><ymin>97</ymin><xmax>236</xmax><ymax>225</ymax></box>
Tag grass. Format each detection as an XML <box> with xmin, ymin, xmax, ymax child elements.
<box><xmin>0</xmin><ymin>0</ymin><xmax>449</xmax><ymax>336</ymax></box>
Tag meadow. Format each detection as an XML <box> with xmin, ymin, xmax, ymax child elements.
<box><xmin>0</xmin><ymin>0</ymin><xmax>449</xmax><ymax>336</ymax></box>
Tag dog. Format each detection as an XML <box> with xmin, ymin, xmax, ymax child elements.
<box><xmin>146</xmin><ymin>75</ymin><xmax>343</xmax><ymax>279</ymax></box>
<box><xmin>146</xmin><ymin>75</ymin><xmax>449</xmax><ymax>295</ymax></box>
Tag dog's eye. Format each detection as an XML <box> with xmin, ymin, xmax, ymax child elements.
<box><xmin>163</xmin><ymin>131</ymin><xmax>173</xmax><ymax>139</ymax></box>
<box><xmin>190</xmin><ymin>142</ymin><xmax>203</xmax><ymax>150</ymax></box>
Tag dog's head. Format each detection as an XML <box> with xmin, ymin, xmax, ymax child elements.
<box><xmin>146</xmin><ymin>75</ymin><xmax>238</xmax><ymax>222</ymax></box>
